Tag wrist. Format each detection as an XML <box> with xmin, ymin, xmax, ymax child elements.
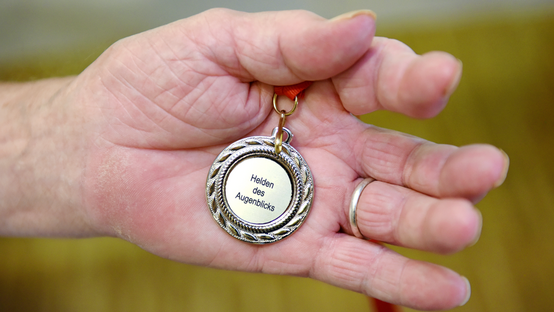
<box><xmin>0</xmin><ymin>77</ymin><xmax>96</xmax><ymax>237</ymax></box>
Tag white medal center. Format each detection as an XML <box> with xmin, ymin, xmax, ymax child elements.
<box><xmin>225</xmin><ymin>157</ymin><xmax>292</xmax><ymax>224</ymax></box>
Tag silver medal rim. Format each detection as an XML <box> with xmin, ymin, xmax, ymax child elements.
<box><xmin>206</xmin><ymin>132</ymin><xmax>314</xmax><ymax>244</ymax></box>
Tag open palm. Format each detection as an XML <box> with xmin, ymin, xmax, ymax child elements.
<box><xmin>68</xmin><ymin>9</ymin><xmax>507</xmax><ymax>310</ymax></box>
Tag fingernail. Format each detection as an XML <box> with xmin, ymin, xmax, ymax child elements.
<box><xmin>494</xmin><ymin>149</ymin><xmax>510</xmax><ymax>188</ymax></box>
<box><xmin>444</xmin><ymin>58</ymin><xmax>463</xmax><ymax>98</ymax></box>
<box><xmin>469</xmin><ymin>209</ymin><xmax>483</xmax><ymax>247</ymax></box>
<box><xmin>330</xmin><ymin>10</ymin><xmax>377</xmax><ymax>22</ymax></box>
<box><xmin>460</xmin><ymin>276</ymin><xmax>472</xmax><ymax>306</ymax></box>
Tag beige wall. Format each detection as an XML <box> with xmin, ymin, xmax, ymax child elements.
<box><xmin>1</xmin><ymin>0</ymin><xmax>552</xmax><ymax>62</ymax></box>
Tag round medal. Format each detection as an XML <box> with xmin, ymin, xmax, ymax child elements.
<box><xmin>206</xmin><ymin>127</ymin><xmax>314</xmax><ymax>244</ymax></box>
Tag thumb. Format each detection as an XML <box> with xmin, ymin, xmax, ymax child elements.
<box><xmin>173</xmin><ymin>9</ymin><xmax>377</xmax><ymax>85</ymax></box>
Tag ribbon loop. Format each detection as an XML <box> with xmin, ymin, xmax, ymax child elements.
<box><xmin>274</xmin><ymin>81</ymin><xmax>313</xmax><ymax>101</ymax></box>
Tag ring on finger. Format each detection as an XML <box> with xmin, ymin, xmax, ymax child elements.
<box><xmin>349</xmin><ymin>178</ymin><xmax>375</xmax><ymax>239</ymax></box>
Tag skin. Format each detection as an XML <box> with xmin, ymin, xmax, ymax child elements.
<box><xmin>0</xmin><ymin>9</ymin><xmax>509</xmax><ymax>310</ymax></box>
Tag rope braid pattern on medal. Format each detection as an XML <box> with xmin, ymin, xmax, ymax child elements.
<box><xmin>273</xmin><ymin>82</ymin><xmax>400</xmax><ymax>312</ymax></box>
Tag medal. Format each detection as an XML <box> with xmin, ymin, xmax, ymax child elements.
<box><xmin>206</xmin><ymin>83</ymin><xmax>314</xmax><ymax>244</ymax></box>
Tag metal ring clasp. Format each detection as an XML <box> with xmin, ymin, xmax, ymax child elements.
<box><xmin>273</xmin><ymin>94</ymin><xmax>298</xmax><ymax>116</ymax></box>
<box><xmin>274</xmin><ymin>111</ymin><xmax>286</xmax><ymax>154</ymax></box>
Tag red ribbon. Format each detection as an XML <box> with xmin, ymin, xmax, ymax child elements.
<box><xmin>372</xmin><ymin>298</ymin><xmax>401</xmax><ymax>312</ymax></box>
<box><xmin>274</xmin><ymin>81</ymin><xmax>313</xmax><ymax>100</ymax></box>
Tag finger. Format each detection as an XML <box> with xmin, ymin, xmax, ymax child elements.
<box><xmin>168</xmin><ymin>8</ymin><xmax>377</xmax><ymax>84</ymax></box>
<box><xmin>348</xmin><ymin>180</ymin><xmax>482</xmax><ymax>254</ymax></box>
<box><xmin>311</xmin><ymin>236</ymin><xmax>470</xmax><ymax>310</ymax></box>
<box><xmin>332</xmin><ymin>37</ymin><xmax>462</xmax><ymax>118</ymax></box>
<box><xmin>353</xmin><ymin>126</ymin><xmax>509</xmax><ymax>200</ymax></box>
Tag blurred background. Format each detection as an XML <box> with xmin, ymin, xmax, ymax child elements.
<box><xmin>1</xmin><ymin>0</ymin><xmax>553</xmax><ymax>311</ymax></box>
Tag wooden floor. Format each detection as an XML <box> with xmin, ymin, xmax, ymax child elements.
<box><xmin>1</xmin><ymin>7</ymin><xmax>554</xmax><ymax>312</ymax></box>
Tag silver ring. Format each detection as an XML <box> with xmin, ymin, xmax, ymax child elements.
<box><xmin>349</xmin><ymin>178</ymin><xmax>375</xmax><ymax>239</ymax></box>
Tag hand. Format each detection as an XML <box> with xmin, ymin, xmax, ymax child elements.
<box><xmin>3</xmin><ymin>9</ymin><xmax>508</xmax><ymax>310</ymax></box>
